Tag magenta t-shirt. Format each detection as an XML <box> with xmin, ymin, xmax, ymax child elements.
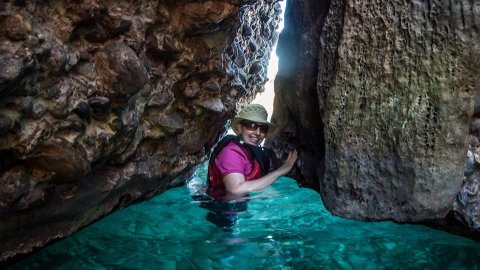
<box><xmin>214</xmin><ymin>142</ymin><xmax>252</xmax><ymax>178</ymax></box>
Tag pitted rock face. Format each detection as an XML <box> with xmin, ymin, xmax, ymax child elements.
<box><xmin>455</xmin><ymin>90</ymin><xmax>480</xmax><ymax>236</ymax></box>
<box><xmin>0</xmin><ymin>0</ymin><xmax>281</xmax><ymax>261</ymax></box>
<box><xmin>269</xmin><ymin>0</ymin><xmax>479</xmax><ymax>237</ymax></box>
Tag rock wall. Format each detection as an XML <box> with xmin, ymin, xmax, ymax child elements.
<box><xmin>271</xmin><ymin>0</ymin><xmax>479</xmax><ymax>232</ymax></box>
<box><xmin>268</xmin><ymin>0</ymin><xmax>330</xmax><ymax>191</ymax></box>
<box><xmin>455</xmin><ymin>91</ymin><xmax>480</xmax><ymax>236</ymax></box>
<box><xmin>0</xmin><ymin>0</ymin><xmax>281</xmax><ymax>261</ymax></box>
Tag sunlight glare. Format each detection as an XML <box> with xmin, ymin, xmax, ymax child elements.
<box><xmin>252</xmin><ymin>0</ymin><xmax>287</xmax><ymax>120</ymax></box>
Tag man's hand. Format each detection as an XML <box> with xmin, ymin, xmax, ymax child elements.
<box><xmin>276</xmin><ymin>150</ymin><xmax>298</xmax><ymax>176</ymax></box>
<box><xmin>223</xmin><ymin>149</ymin><xmax>299</xmax><ymax>195</ymax></box>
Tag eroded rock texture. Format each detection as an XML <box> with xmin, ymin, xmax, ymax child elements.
<box><xmin>269</xmin><ymin>0</ymin><xmax>330</xmax><ymax>191</ymax></box>
<box><xmin>455</xmin><ymin>92</ymin><xmax>480</xmax><ymax>237</ymax></box>
<box><xmin>0</xmin><ymin>0</ymin><xmax>281</xmax><ymax>261</ymax></box>
<box><xmin>271</xmin><ymin>0</ymin><xmax>479</xmax><ymax>231</ymax></box>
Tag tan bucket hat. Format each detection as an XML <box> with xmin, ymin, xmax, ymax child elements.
<box><xmin>231</xmin><ymin>103</ymin><xmax>275</xmax><ymax>135</ymax></box>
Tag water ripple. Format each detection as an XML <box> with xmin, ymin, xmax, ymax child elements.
<box><xmin>10</xmin><ymin>164</ymin><xmax>480</xmax><ymax>270</ymax></box>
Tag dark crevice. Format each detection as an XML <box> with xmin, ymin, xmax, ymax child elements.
<box><xmin>270</xmin><ymin>0</ymin><xmax>339</xmax><ymax>193</ymax></box>
<box><xmin>0</xmin><ymin>150</ymin><xmax>17</xmax><ymax>175</ymax></box>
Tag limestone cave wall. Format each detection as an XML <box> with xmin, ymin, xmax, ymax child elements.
<box><xmin>0</xmin><ymin>0</ymin><xmax>281</xmax><ymax>261</ymax></box>
<box><xmin>271</xmin><ymin>0</ymin><xmax>479</xmax><ymax>237</ymax></box>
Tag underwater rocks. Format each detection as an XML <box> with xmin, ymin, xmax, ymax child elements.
<box><xmin>0</xmin><ymin>0</ymin><xmax>281</xmax><ymax>262</ymax></box>
<box><xmin>270</xmin><ymin>0</ymin><xmax>479</xmax><ymax>234</ymax></box>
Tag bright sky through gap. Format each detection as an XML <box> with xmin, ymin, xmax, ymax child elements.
<box><xmin>252</xmin><ymin>0</ymin><xmax>287</xmax><ymax>120</ymax></box>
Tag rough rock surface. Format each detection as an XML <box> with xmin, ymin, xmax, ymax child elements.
<box><xmin>270</xmin><ymin>0</ymin><xmax>479</xmax><ymax>231</ymax></box>
<box><xmin>268</xmin><ymin>0</ymin><xmax>330</xmax><ymax>191</ymax></box>
<box><xmin>0</xmin><ymin>0</ymin><xmax>281</xmax><ymax>261</ymax></box>
<box><xmin>454</xmin><ymin>92</ymin><xmax>480</xmax><ymax>237</ymax></box>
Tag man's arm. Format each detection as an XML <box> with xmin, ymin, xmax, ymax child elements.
<box><xmin>223</xmin><ymin>150</ymin><xmax>298</xmax><ymax>195</ymax></box>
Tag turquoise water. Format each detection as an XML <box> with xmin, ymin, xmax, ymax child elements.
<box><xmin>11</xmin><ymin>164</ymin><xmax>480</xmax><ymax>269</ymax></box>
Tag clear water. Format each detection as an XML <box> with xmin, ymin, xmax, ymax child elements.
<box><xmin>10</xmin><ymin>163</ymin><xmax>480</xmax><ymax>269</ymax></box>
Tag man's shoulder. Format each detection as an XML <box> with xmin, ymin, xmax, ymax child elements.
<box><xmin>222</xmin><ymin>141</ymin><xmax>247</xmax><ymax>155</ymax></box>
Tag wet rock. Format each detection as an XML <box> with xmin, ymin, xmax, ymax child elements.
<box><xmin>18</xmin><ymin>182</ymin><xmax>54</xmax><ymax>211</ymax></box>
<box><xmin>180</xmin><ymin>1</ymin><xmax>237</xmax><ymax>31</ymax></box>
<box><xmin>109</xmin><ymin>117</ymin><xmax>124</xmax><ymax>133</ymax></box>
<box><xmin>473</xmin><ymin>95</ymin><xmax>480</xmax><ymax>118</ymax></box>
<box><xmin>474</xmin><ymin>152</ymin><xmax>480</xmax><ymax>167</ymax></box>
<box><xmin>122</xmin><ymin>110</ymin><xmax>139</xmax><ymax>128</ymax></box>
<box><xmin>469</xmin><ymin>135</ymin><xmax>479</xmax><ymax>148</ymax></box>
<box><xmin>0</xmin><ymin>55</ymin><xmax>24</xmax><ymax>87</ymax></box>
<box><xmin>73</xmin><ymin>101</ymin><xmax>91</xmax><ymax>122</ymax></box>
<box><xmin>32</xmin><ymin>138</ymin><xmax>91</xmax><ymax>181</ymax></box>
<box><xmin>0</xmin><ymin>0</ymin><xmax>280</xmax><ymax>262</ymax></box>
<box><xmin>157</xmin><ymin>113</ymin><xmax>184</xmax><ymax>135</ymax></box>
<box><xmin>0</xmin><ymin>150</ymin><xmax>17</xmax><ymax>174</ymax></box>
<box><xmin>234</xmin><ymin>47</ymin><xmax>246</xmax><ymax>68</ymax></box>
<box><xmin>248</xmin><ymin>61</ymin><xmax>263</xmax><ymax>74</ymax></box>
<box><xmin>262</xmin><ymin>24</ymin><xmax>274</xmax><ymax>38</ymax></box>
<box><xmin>243</xmin><ymin>25</ymin><xmax>253</xmax><ymax>37</ymax></box>
<box><xmin>88</xmin><ymin>96</ymin><xmax>110</xmax><ymax>114</ymax></box>
<box><xmin>465</xmin><ymin>150</ymin><xmax>475</xmax><ymax>177</ymax></box>
<box><xmin>14</xmin><ymin>119</ymin><xmax>52</xmax><ymax>158</ymax></box>
<box><xmin>74</xmin><ymin>61</ymin><xmax>97</xmax><ymax>79</ymax></box>
<box><xmin>146</xmin><ymin>34</ymin><xmax>181</xmax><ymax>57</ymax></box>
<box><xmin>270</xmin><ymin>0</ymin><xmax>479</xmax><ymax>237</ymax></box>
<box><xmin>231</xmin><ymin>68</ymin><xmax>248</xmax><ymax>87</ymax></box>
<box><xmin>31</xmin><ymin>101</ymin><xmax>46</xmax><ymax>119</ymax></box>
<box><xmin>142</xmin><ymin>112</ymin><xmax>185</xmax><ymax>139</ymax></box>
<box><xmin>0</xmin><ymin>166</ymin><xmax>30</xmax><ymax>207</ymax></box>
<box><xmin>147</xmin><ymin>91</ymin><xmax>173</xmax><ymax>110</ymax></box>
<box><xmin>94</xmin><ymin>40</ymin><xmax>148</xmax><ymax>100</ymax></box>
<box><xmin>470</xmin><ymin>118</ymin><xmax>480</xmax><ymax>137</ymax></box>
<box><xmin>65</xmin><ymin>53</ymin><xmax>79</xmax><ymax>71</ymax></box>
<box><xmin>202</xmin><ymin>78</ymin><xmax>221</xmax><ymax>93</ymax></box>
<box><xmin>0</xmin><ymin>113</ymin><xmax>14</xmax><ymax>134</ymax></box>
<box><xmin>249</xmin><ymin>40</ymin><xmax>259</xmax><ymax>52</ymax></box>
<box><xmin>69</xmin><ymin>5</ymin><xmax>132</xmax><ymax>43</ymax></box>
<box><xmin>17</xmin><ymin>96</ymin><xmax>33</xmax><ymax>115</ymax></box>
<box><xmin>194</xmin><ymin>98</ymin><xmax>225</xmax><ymax>114</ymax></box>
<box><xmin>157</xmin><ymin>5</ymin><xmax>170</xmax><ymax>24</ymax></box>
<box><xmin>49</xmin><ymin>83</ymin><xmax>74</xmax><ymax>119</ymax></box>
<box><xmin>183</xmin><ymin>81</ymin><xmax>200</xmax><ymax>98</ymax></box>
<box><xmin>44</xmin><ymin>45</ymin><xmax>69</xmax><ymax>74</ymax></box>
<box><xmin>85</xmin><ymin>17</ymin><xmax>132</xmax><ymax>43</ymax></box>
<box><xmin>0</xmin><ymin>14</ymin><xmax>32</xmax><ymax>41</ymax></box>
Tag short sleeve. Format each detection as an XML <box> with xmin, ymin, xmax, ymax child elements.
<box><xmin>214</xmin><ymin>143</ymin><xmax>250</xmax><ymax>177</ymax></box>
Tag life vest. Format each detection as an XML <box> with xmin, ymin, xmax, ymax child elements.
<box><xmin>206</xmin><ymin>135</ymin><xmax>271</xmax><ymax>198</ymax></box>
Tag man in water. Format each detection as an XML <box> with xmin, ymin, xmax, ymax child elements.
<box><xmin>202</xmin><ymin>103</ymin><xmax>298</xmax><ymax>227</ymax></box>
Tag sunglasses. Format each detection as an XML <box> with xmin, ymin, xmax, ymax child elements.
<box><xmin>241</xmin><ymin>121</ymin><xmax>269</xmax><ymax>134</ymax></box>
